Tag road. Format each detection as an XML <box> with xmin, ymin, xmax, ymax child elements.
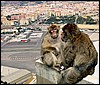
<box><xmin>1</xmin><ymin>31</ymin><xmax>47</xmax><ymax>73</ymax></box>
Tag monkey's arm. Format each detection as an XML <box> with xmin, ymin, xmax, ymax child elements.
<box><xmin>42</xmin><ymin>52</ymin><xmax>54</xmax><ymax>67</ymax></box>
<box><xmin>42</xmin><ymin>51</ymin><xmax>62</xmax><ymax>72</ymax></box>
<box><xmin>41</xmin><ymin>46</ymin><xmax>59</xmax><ymax>56</ymax></box>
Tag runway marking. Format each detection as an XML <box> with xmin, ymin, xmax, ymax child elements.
<box><xmin>1</xmin><ymin>56</ymin><xmax>38</xmax><ymax>61</ymax></box>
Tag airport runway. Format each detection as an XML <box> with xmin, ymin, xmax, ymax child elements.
<box><xmin>1</xmin><ymin>31</ymin><xmax>46</xmax><ymax>73</ymax></box>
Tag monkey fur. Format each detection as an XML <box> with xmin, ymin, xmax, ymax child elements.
<box><xmin>59</xmin><ymin>23</ymin><xmax>98</xmax><ymax>84</ymax></box>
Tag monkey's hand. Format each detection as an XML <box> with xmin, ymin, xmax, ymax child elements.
<box><xmin>52</xmin><ymin>47</ymin><xmax>60</xmax><ymax>56</ymax></box>
<box><xmin>42</xmin><ymin>53</ymin><xmax>54</xmax><ymax>67</ymax></box>
<box><xmin>43</xmin><ymin>47</ymin><xmax>59</xmax><ymax>56</ymax></box>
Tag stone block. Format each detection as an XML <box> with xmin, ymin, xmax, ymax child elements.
<box><xmin>35</xmin><ymin>59</ymin><xmax>62</xmax><ymax>84</ymax></box>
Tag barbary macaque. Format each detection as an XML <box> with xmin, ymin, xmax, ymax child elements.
<box><xmin>59</xmin><ymin>23</ymin><xmax>98</xmax><ymax>84</ymax></box>
<box><xmin>41</xmin><ymin>24</ymin><xmax>65</xmax><ymax>71</ymax></box>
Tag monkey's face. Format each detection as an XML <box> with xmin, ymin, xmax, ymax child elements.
<box><xmin>61</xmin><ymin>29</ymin><xmax>72</xmax><ymax>42</ymax></box>
<box><xmin>48</xmin><ymin>24</ymin><xmax>60</xmax><ymax>39</ymax></box>
<box><xmin>61</xmin><ymin>24</ymin><xmax>79</xmax><ymax>42</ymax></box>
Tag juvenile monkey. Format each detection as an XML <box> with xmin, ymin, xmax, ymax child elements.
<box><xmin>41</xmin><ymin>24</ymin><xmax>65</xmax><ymax>71</ymax></box>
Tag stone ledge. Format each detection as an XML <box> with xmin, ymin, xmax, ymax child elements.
<box><xmin>35</xmin><ymin>59</ymin><xmax>97</xmax><ymax>84</ymax></box>
<box><xmin>35</xmin><ymin>59</ymin><xmax>62</xmax><ymax>84</ymax></box>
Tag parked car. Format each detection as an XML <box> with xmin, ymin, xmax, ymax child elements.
<box><xmin>20</xmin><ymin>39</ymin><xmax>30</xmax><ymax>43</ymax></box>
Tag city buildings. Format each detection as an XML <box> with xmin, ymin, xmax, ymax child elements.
<box><xmin>1</xmin><ymin>1</ymin><xmax>99</xmax><ymax>27</ymax></box>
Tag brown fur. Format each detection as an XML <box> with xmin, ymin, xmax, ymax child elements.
<box><xmin>41</xmin><ymin>24</ymin><xmax>65</xmax><ymax>71</ymax></box>
<box><xmin>60</xmin><ymin>23</ymin><xmax>98</xmax><ymax>84</ymax></box>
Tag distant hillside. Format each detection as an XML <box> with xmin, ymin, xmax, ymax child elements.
<box><xmin>1</xmin><ymin>1</ymin><xmax>95</xmax><ymax>7</ymax></box>
<box><xmin>1</xmin><ymin>1</ymin><xmax>43</xmax><ymax>6</ymax></box>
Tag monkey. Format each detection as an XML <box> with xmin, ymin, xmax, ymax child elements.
<box><xmin>41</xmin><ymin>24</ymin><xmax>66</xmax><ymax>72</ymax></box>
<box><xmin>59</xmin><ymin>23</ymin><xmax>98</xmax><ymax>84</ymax></box>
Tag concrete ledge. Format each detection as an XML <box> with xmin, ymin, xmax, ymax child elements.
<box><xmin>35</xmin><ymin>59</ymin><xmax>98</xmax><ymax>84</ymax></box>
<box><xmin>35</xmin><ymin>59</ymin><xmax>62</xmax><ymax>84</ymax></box>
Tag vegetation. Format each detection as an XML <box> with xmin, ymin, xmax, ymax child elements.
<box><xmin>40</xmin><ymin>14</ymin><xmax>97</xmax><ymax>25</ymax></box>
<box><xmin>1</xmin><ymin>32</ymin><xmax>13</xmax><ymax>34</ymax></box>
<box><xmin>77</xmin><ymin>16</ymin><xmax>86</xmax><ymax>24</ymax></box>
<box><xmin>6</xmin><ymin>15</ymin><xmax>11</xmax><ymax>20</ymax></box>
<box><xmin>86</xmin><ymin>16</ymin><xmax>97</xmax><ymax>24</ymax></box>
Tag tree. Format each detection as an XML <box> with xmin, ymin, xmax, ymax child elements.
<box><xmin>86</xmin><ymin>16</ymin><xmax>96</xmax><ymax>24</ymax></box>
<box><xmin>77</xmin><ymin>16</ymin><xmax>86</xmax><ymax>24</ymax></box>
<box><xmin>14</xmin><ymin>21</ymin><xmax>20</xmax><ymax>27</ymax></box>
<box><xmin>28</xmin><ymin>18</ymin><xmax>32</xmax><ymax>25</ymax></box>
<box><xmin>6</xmin><ymin>15</ymin><xmax>11</xmax><ymax>20</ymax></box>
<box><xmin>51</xmin><ymin>13</ymin><xmax>55</xmax><ymax>17</ymax></box>
<box><xmin>67</xmin><ymin>15</ymin><xmax>76</xmax><ymax>24</ymax></box>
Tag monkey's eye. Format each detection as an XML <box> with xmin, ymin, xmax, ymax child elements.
<box><xmin>51</xmin><ymin>28</ymin><xmax>58</xmax><ymax>32</ymax></box>
<box><xmin>51</xmin><ymin>30</ymin><xmax>57</xmax><ymax>33</ymax></box>
<box><xmin>53</xmin><ymin>27</ymin><xmax>57</xmax><ymax>30</ymax></box>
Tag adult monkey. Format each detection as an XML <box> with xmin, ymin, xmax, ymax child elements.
<box><xmin>59</xmin><ymin>23</ymin><xmax>98</xmax><ymax>84</ymax></box>
<box><xmin>41</xmin><ymin>24</ymin><xmax>66</xmax><ymax>71</ymax></box>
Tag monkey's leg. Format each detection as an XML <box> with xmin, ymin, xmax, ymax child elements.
<box><xmin>51</xmin><ymin>53</ymin><xmax>61</xmax><ymax>72</ymax></box>
<box><xmin>43</xmin><ymin>52</ymin><xmax>54</xmax><ymax>67</ymax></box>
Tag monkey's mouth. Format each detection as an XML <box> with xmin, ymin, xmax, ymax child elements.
<box><xmin>51</xmin><ymin>35</ymin><xmax>58</xmax><ymax>39</ymax></box>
